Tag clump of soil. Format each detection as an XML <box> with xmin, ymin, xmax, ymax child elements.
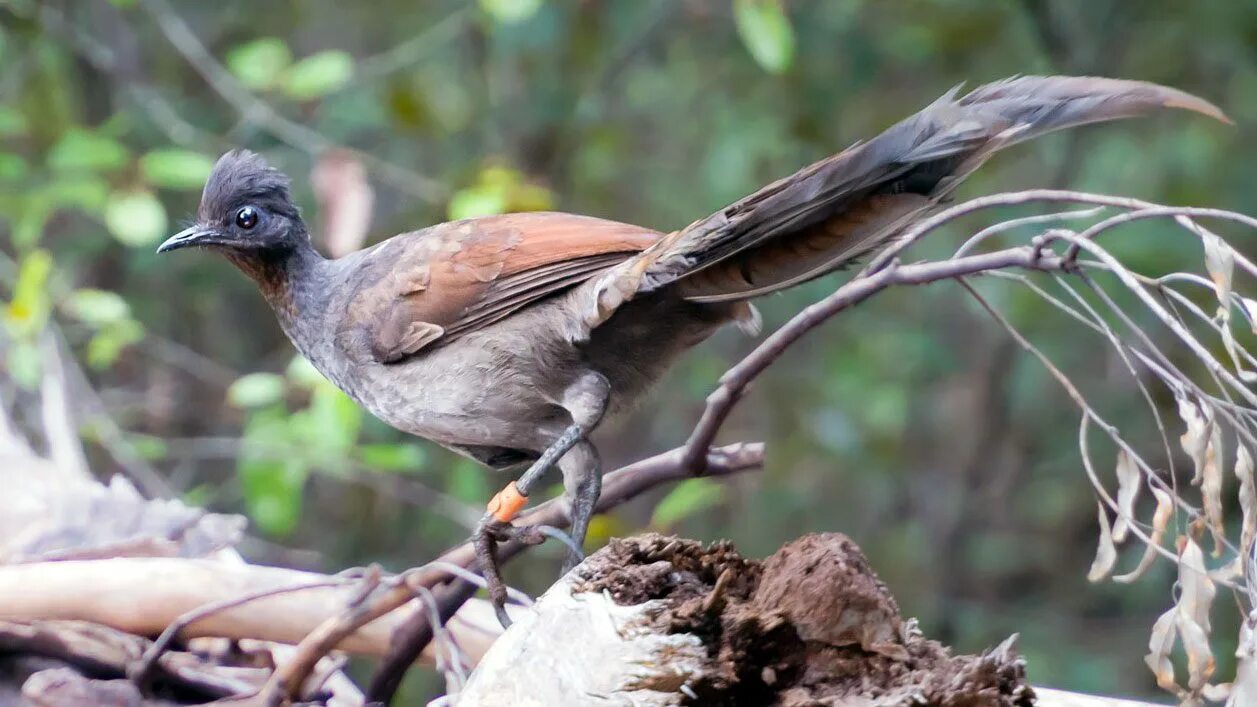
<box><xmin>573</xmin><ymin>533</ymin><xmax>1034</xmax><ymax>707</ymax></box>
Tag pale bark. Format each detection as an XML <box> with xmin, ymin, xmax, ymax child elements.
<box><xmin>0</xmin><ymin>557</ymin><xmax>505</xmax><ymax>664</ymax></box>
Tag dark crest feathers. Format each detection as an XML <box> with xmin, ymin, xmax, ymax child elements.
<box><xmin>199</xmin><ymin>150</ymin><xmax>300</xmax><ymax>222</ymax></box>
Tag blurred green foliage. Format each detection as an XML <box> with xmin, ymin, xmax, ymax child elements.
<box><xmin>1</xmin><ymin>0</ymin><xmax>1255</xmax><ymax>700</ymax></box>
<box><xmin>733</xmin><ymin>0</ymin><xmax>794</xmax><ymax>74</ymax></box>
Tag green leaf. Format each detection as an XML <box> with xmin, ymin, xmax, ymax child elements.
<box><xmin>733</xmin><ymin>0</ymin><xmax>795</xmax><ymax>74</ymax></box>
<box><xmin>0</xmin><ymin>106</ymin><xmax>27</xmax><ymax>138</ymax></box>
<box><xmin>44</xmin><ymin>176</ymin><xmax>109</xmax><ymax>213</ymax></box>
<box><xmin>12</xmin><ymin>200</ymin><xmax>51</xmax><ymax>250</ymax></box>
<box><xmin>6</xmin><ymin>249</ymin><xmax>53</xmax><ymax>335</ymax></box>
<box><xmin>182</xmin><ymin>484</ymin><xmax>213</xmax><ymax>508</ymax></box>
<box><xmin>104</xmin><ymin>190</ymin><xmax>168</xmax><ymax>247</ymax></box>
<box><xmin>303</xmin><ymin>383</ymin><xmax>361</xmax><ymax>456</ymax></box>
<box><xmin>6</xmin><ymin>341</ymin><xmax>41</xmax><ymax>389</ymax></box>
<box><xmin>226</xmin><ymin>37</ymin><xmax>292</xmax><ymax>91</ymax></box>
<box><xmin>86</xmin><ymin>319</ymin><xmax>143</xmax><ymax>369</ymax></box>
<box><xmin>281</xmin><ymin>51</ymin><xmax>354</xmax><ymax>101</ymax></box>
<box><xmin>479</xmin><ymin>0</ymin><xmax>543</xmax><ymax>24</ymax></box>
<box><xmin>140</xmin><ymin>149</ymin><xmax>215</xmax><ymax>190</ymax></box>
<box><xmin>359</xmin><ymin>443</ymin><xmax>427</xmax><ymax>472</ymax></box>
<box><xmin>650</xmin><ymin>478</ymin><xmax>727</xmax><ymax>529</ymax></box>
<box><xmin>447</xmin><ymin>185</ymin><xmax>507</xmax><ymax>221</ymax></box>
<box><xmin>47</xmin><ymin>128</ymin><xmax>130</xmax><ymax>173</ymax></box>
<box><xmin>0</xmin><ymin>153</ymin><xmax>28</xmax><ymax>182</ymax></box>
<box><xmin>128</xmin><ymin>434</ymin><xmax>168</xmax><ymax>460</ymax></box>
<box><xmin>240</xmin><ymin>407</ymin><xmax>292</xmax><ymax>457</ymax></box>
<box><xmin>479</xmin><ymin>165</ymin><xmax>521</xmax><ymax>189</ymax></box>
<box><xmin>285</xmin><ymin>355</ymin><xmax>326</xmax><ymax>388</ymax></box>
<box><xmin>510</xmin><ymin>182</ymin><xmax>554</xmax><ymax>212</ymax></box>
<box><xmin>227</xmin><ymin>372</ymin><xmax>286</xmax><ymax>408</ymax></box>
<box><xmin>448</xmin><ymin>458</ymin><xmax>490</xmax><ymax>504</ymax></box>
<box><xmin>64</xmin><ymin>288</ymin><xmax>130</xmax><ymax>326</ymax></box>
<box><xmin>448</xmin><ymin>165</ymin><xmax>551</xmax><ymax>220</ymax></box>
<box><xmin>239</xmin><ymin>457</ymin><xmax>307</xmax><ymax>536</ymax></box>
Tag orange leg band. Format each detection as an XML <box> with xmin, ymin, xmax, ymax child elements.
<box><xmin>486</xmin><ymin>481</ymin><xmax>528</xmax><ymax>523</ymax></box>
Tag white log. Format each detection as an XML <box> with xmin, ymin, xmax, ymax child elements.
<box><xmin>0</xmin><ymin>557</ymin><xmax>505</xmax><ymax>665</ymax></box>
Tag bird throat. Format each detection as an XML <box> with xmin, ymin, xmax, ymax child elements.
<box><xmin>222</xmin><ymin>239</ymin><xmax>329</xmax><ymax>333</ymax></box>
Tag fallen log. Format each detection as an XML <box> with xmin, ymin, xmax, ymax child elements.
<box><xmin>457</xmin><ymin>533</ymin><xmax>1164</xmax><ymax>707</ymax></box>
<box><xmin>0</xmin><ymin>558</ymin><xmax>503</xmax><ymax>664</ymax></box>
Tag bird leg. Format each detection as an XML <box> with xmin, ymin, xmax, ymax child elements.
<box><xmin>558</xmin><ymin>439</ymin><xmax>601</xmax><ymax>573</ymax></box>
<box><xmin>472</xmin><ymin>423</ymin><xmax>586</xmax><ymax>628</ymax></box>
<box><xmin>472</xmin><ymin>511</ymin><xmax>548</xmax><ymax>627</ymax></box>
<box><xmin>473</xmin><ymin>373</ymin><xmax>609</xmax><ymax>627</ymax></box>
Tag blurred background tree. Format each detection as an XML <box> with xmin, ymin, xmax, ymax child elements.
<box><xmin>1</xmin><ymin>0</ymin><xmax>1254</xmax><ymax>701</ymax></box>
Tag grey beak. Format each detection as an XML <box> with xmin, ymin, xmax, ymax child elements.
<box><xmin>157</xmin><ymin>225</ymin><xmax>214</xmax><ymax>253</ymax></box>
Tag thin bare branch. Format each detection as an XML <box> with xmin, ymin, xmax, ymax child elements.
<box><xmin>138</xmin><ymin>0</ymin><xmax>449</xmax><ymax>202</ymax></box>
<box><xmin>681</xmin><ymin>247</ymin><xmax>1070</xmax><ymax>473</ymax></box>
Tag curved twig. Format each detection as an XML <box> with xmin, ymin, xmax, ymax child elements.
<box><xmin>680</xmin><ymin>247</ymin><xmax>1071</xmax><ymax>473</ymax></box>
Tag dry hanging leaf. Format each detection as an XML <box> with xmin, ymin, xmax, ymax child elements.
<box><xmin>312</xmin><ymin>149</ymin><xmax>375</xmax><ymax>258</ymax></box>
<box><xmin>1182</xmin><ymin>215</ymin><xmax>1235</xmax><ymax>315</ymax></box>
<box><xmin>1206</xmin><ymin>683</ymin><xmax>1233</xmax><ymax>703</ymax></box>
<box><xmin>1115</xmin><ymin>485</ymin><xmax>1174</xmax><ymax>583</ymax></box>
<box><xmin>1088</xmin><ymin>502</ymin><xmax>1118</xmax><ymax>583</ymax></box>
<box><xmin>1178</xmin><ymin>395</ymin><xmax>1211</xmax><ymax>486</ymax></box>
<box><xmin>1190</xmin><ymin>215</ymin><xmax>1257</xmax><ymax>382</ymax></box>
<box><xmin>1220</xmin><ymin>324</ymin><xmax>1257</xmax><ymax>383</ymax></box>
<box><xmin>1146</xmin><ymin>606</ymin><xmax>1180</xmax><ymax>693</ymax></box>
<box><xmin>1202</xmin><ymin>418</ymin><xmax>1226</xmax><ymax>558</ymax></box>
<box><xmin>1209</xmin><ymin>556</ymin><xmax>1243</xmax><ymax>584</ymax></box>
<box><xmin>1113</xmin><ymin>449</ymin><xmax>1141</xmax><ymax>543</ymax></box>
<box><xmin>1178</xmin><ymin>538</ymin><xmax>1216</xmax><ymax>634</ymax></box>
<box><xmin>1204</xmin><ymin>230</ymin><xmax>1234</xmax><ymax>313</ymax></box>
<box><xmin>1239</xmin><ymin>297</ymin><xmax>1257</xmax><ymax>335</ymax></box>
<box><xmin>1178</xmin><ymin>611</ymin><xmax>1217</xmax><ymax>693</ymax></box>
<box><xmin>1229</xmin><ymin>614</ymin><xmax>1257</xmax><ymax>707</ymax></box>
<box><xmin>1239</xmin><ymin>446</ymin><xmax>1257</xmax><ymax>577</ymax></box>
<box><xmin>1187</xmin><ymin>208</ymin><xmax>1257</xmax><ymax>383</ymax></box>
<box><xmin>1176</xmin><ymin>540</ymin><xmax>1218</xmax><ymax>696</ymax></box>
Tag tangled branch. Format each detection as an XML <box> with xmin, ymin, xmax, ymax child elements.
<box><xmin>682</xmin><ymin>188</ymin><xmax>1257</xmax><ymax>705</ymax></box>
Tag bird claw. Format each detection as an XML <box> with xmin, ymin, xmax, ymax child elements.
<box><xmin>473</xmin><ymin>515</ymin><xmax>547</xmax><ymax>628</ymax></box>
<box><xmin>560</xmin><ymin>544</ymin><xmax>586</xmax><ymax>575</ymax></box>
<box><xmin>493</xmin><ymin>601</ymin><xmax>513</xmax><ymax>629</ymax></box>
<box><xmin>483</xmin><ymin>518</ymin><xmax>548</xmax><ymax>546</ymax></box>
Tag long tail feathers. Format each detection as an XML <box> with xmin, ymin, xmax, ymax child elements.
<box><xmin>622</xmin><ymin>75</ymin><xmax>1228</xmax><ymax>304</ymax></box>
<box><xmin>959</xmin><ymin>76</ymin><xmax>1230</xmax><ymax>146</ymax></box>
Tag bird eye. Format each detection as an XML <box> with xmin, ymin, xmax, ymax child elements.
<box><xmin>235</xmin><ymin>206</ymin><xmax>259</xmax><ymax>230</ymax></box>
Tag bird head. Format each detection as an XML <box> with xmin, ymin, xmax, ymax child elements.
<box><xmin>158</xmin><ymin>150</ymin><xmax>308</xmax><ymax>256</ymax></box>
